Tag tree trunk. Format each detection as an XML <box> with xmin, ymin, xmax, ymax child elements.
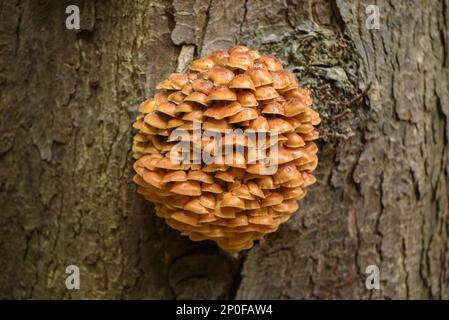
<box><xmin>0</xmin><ymin>0</ymin><xmax>448</xmax><ymax>299</ymax></box>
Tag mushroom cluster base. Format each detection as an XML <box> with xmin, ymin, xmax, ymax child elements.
<box><xmin>132</xmin><ymin>45</ymin><xmax>320</xmax><ymax>252</ymax></box>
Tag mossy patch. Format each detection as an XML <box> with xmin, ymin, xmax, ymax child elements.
<box><xmin>260</xmin><ymin>29</ymin><xmax>370</xmax><ymax>144</ymax></box>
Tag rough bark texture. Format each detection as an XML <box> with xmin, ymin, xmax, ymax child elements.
<box><xmin>0</xmin><ymin>0</ymin><xmax>448</xmax><ymax>299</ymax></box>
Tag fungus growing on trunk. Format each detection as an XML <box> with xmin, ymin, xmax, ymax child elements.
<box><xmin>132</xmin><ymin>45</ymin><xmax>320</xmax><ymax>252</ymax></box>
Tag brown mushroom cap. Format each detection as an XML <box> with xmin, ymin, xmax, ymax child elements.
<box><xmin>206</xmin><ymin>67</ymin><xmax>235</xmax><ymax>86</ymax></box>
<box><xmin>184</xmin><ymin>92</ymin><xmax>209</xmax><ymax>106</ymax></box>
<box><xmin>227</xmin><ymin>215</ymin><xmax>249</xmax><ymax>227</ymax></box>
<box><xmin>210</xmin><ymin>50</ymin><xmax>229</xmax><ymax>66</ymax></box>
<box><xmin>133</xmin><ymin>132</ymin><xmax>150</xmax><ymax>143</ymax></box>
<box><xmin>221</xmin><ymin>192</ymin><xmax>246</xmax><ymax>209</ymax></box>
<box><xmin>202</xmin><ymin>182</ymin><xmax>223</xmax><ymax>193</ymax></box>
<box><xmin>232</xmin><ymin>184</ymin><xmax>255</xmax><ymax>200</ymax></box>
<box><xmin>228</xmin><ymin>108</ymin><xmax>258</xmax><ymax>124</ymax></box>
<box><xmin>271</xmin><ymin>70</ymin><xmax>292</xmax><ymax>90</ymax></box>
<box><xmin>227</xmin><ymin>51</ymin><xmax>254</xmax><ymax>70</ymax></box>
<box><xmin>245</xmin><ymin>199</ymin><xmax>261</xmax><ymax>210</ymax></box>
<box><xmin>156</xmin><ymin>79</ymin><xmax>174</xmax><ymax>90</ymax></box>
<box><xmin>281</xmin><ymin>186</ymin><xmax>305</xmax><ymax>200</ymax></box>
<box><xmin>187</xmin><ymin>170</ymin><xmax>213</xmax><ymax>184</ymax></box>
<box><xmin>166</xmin><ymin>118</ymin><xmax>184</xmax><ymax>129</ymax></box>
<box><xmin>215</xmin><ymin>171</ymin><xmax>236</xmax><ymax>183</ymax></box>
<box><xmin>203</xmin><ymin>118</ymin><xmax>233</xmax><ymax>133</ymax></box>
<box><xmin>192</xmin><ymin>79</ymin><xmax>214</xmax><ymax>95</ymax></box>
<box><xmin>199</xmin><ymin>193</ymin><xmax>216</xmax><ymax>209</ymax></box>
<box><xmin>181</xmin><ymin>82</ymin><xmax>193</xmax><ymax>95</ymax></box>
<box><xmin>142</xmin><ymin>170</ymin><xmax>164</xmax><ymax>189</ymax></box>
<box><xmin>237</xmin><ymin>91</ymin><xmax>259</xmax><ymax>107</ymax></box>
<box><xmin>139</xmin><ymin>99</ymin><xmax>157</xmax><ymax>114</ymax></box>
<box><xmin>154</xmin><ymin>91</ymin><xmax>169</xmax><ymax>102</ymax></box>
<box><xmin>261</xmin><ymin>101</ymin><xmax>285</xmax><ymax>115</ymax></box>
<box><xmin>176</xmin><ymin>101</ymin><xmax>195</xmax><ymax>113</ymax></box>
<box><xmin>257</xmin><ymin>55</ymin><xmax>284</xmax><ymax>71</ymax></box>
<box><xmin>214</xmin><ymin>203</ymin><xmax>238</xmax><ymax>219</ymax></box>
<box><xmin>302</xmin><ymin>130</ymin><xmax>320</xmax><ymax>141</ymax></box>
<box><xmin>257</xmin><ymin>176</ymin><xmax>277</xmax><ymax>189</ymax></box>
<box><xmin>182</xmin><ymin>105</ymin><xmax>204</xmax><ymax>122</ymax></box>
<box><xmin>248</xmin><ymin>214</ymin><xmax>277</xmax><ymax>226</ymax></box>
<box><xmin>284</xmin><ymin>98</ymin><xmax>309</xmax><ymax>116</ymax></box>
<box><xmin>144</xmin><ymin>112</ymin><xmax>170</xmax><ymax>129</ymax></box>
<box><xmin>157</xmin><ymin>102</ymin><xmax>178</xmax><ymax>117</ymax></box>
<box><xmin>283</xmin><ymin>87</ymin><xmax>312</xmax><ymax>101</ymax></box>
<box><xmin>170</xmin><ymin>211</ymin><xmax>199</xmax><ymax>227</ymax></box>
<box><xmin>255</xmin><ymin>85</ymin><xmax>279</xmax><ymax>100</ymax></box>
<box><xmin>190</xmin><ymin>56</ymin><xmax>214</xmax><ymax>72</ymax></box>
<box><xmin>268</xmin><ymin>118</ymin><xmax>294</xmax><ymax>133</ymax></box>
<box><xmin>273</xmin><ymin>163</ymin><xmax>300</xmax><ymax>184</ymax></box>
<box><xmin>184</xmin><ymin>198</ymin><xmax>210</xmax><ymax>214</ymax></box>
<box><xmin>229</xmin><ymin>74</ymin><xmax>256</xmax><ymax>91</ymax></box>
<box><xmin>284</xmin><ymin>132</ymin><xmax>305</xmax><ymax>147</ymax></box>
<box><xmin>247</xmin><ymin>116</ymin><xmax>270</xmax><ymax>132</ymax></box>
<box><xmin>207</xmin><ymin>86</ymin><xmax>237</xmax><ymax>102</ymax></box>
<box><xmin>162</xmin><ymin>170</ymin><xmax>187</xmax><ymax>184</ymax></box>
<box><xmin>247</xmin><ymin>67</ymin><xmax>274</xmax><ymax>87</ymax></box>
<box><xmin>203</xmin><ymin>101</ymin><xmax>243</xmax><ymax>120</ymax></box>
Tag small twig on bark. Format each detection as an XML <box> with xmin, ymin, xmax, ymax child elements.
<box><xmin>345</xmin><ymin>82</ymin><xmax>372</xmax><ymax>106</ymax></box>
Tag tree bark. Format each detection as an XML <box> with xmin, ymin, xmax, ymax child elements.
<box><xmin>0</xmin><ymin>0</ymin><xmax>448</xmax><ymax>299</ymax></box>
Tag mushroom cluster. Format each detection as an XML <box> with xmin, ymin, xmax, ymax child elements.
<box><xmin>132</xmin><ymin>45</ymin><xmax>320</xmax><ymax>252</ymax></box>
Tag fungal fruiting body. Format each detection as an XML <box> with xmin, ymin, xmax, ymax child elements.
<box><xmin>132</xmin><ymin>45</ymin><xmax>320</xmax><ymax>252</ymax></box>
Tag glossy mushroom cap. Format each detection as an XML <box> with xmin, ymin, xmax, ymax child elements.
<box><xmin>192</xmin><ymin>79</ymin><xmax>214</xmax><ymax>95</ymax></box>
<box><xmin>206</xmin><ymin>67</ymin><xmax>235</xmax><ymax>86</ymax></box>
<box><xmin>227</xmin><ymin>51</ymin><xmax>254</xmax><ymax>70</ymax></box>
<box><xmin>237</xmin><ymin>91</ymin><xmax>259</xmax><ymax>107</ymax></box>
<box><xmin>247</xmin><ymin>67</ymin><xmax>274</xmax><ymax>87</ymax></box>
<box><xmin>229</xmin><ymin>74</ymin><xmax>256</xmax><ymax>91</ymax></box>
<box><xmin>208</xmin><ymin>86</ymin><xmax>237</xmax><ymax>102</ymax></box>
<box><xmin>132</xmin><ymin>45</ymin><xmax>320</xmax><ymax>252</ymax></box>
